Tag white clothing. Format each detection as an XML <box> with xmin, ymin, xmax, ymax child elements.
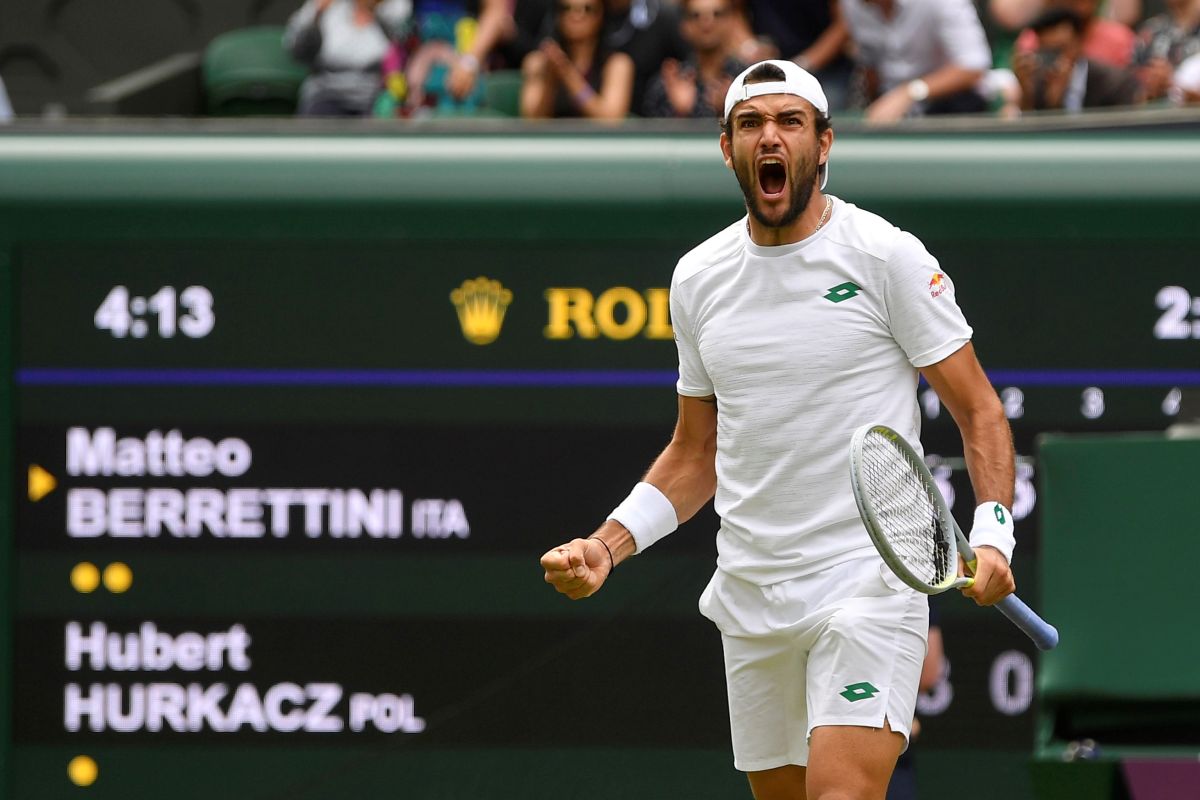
<box><xmin>286</xmin><ymin>0</ymin><xmax>410</xmax><ymax>71</ymax></box>
<box><xmin>701</xmin><ymin>558</ymin><xmax>928</xmax><ymax>770</ymax></box>
<box><xmin>841</xmin><ymin>0</ymin><xmax>991</xmax><ymax>94</ymax></box>
<box><xmin>669</xmin><ymin>196</ymin><xmax>972</xmax><ymax>586</ymax></box>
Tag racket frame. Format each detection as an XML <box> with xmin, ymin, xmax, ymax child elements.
<box><xmin>849</xmin><ymin>423</ymin><xmax>973</xmax><ymax>595</ymax></box>
<box><xmin>849</xmin><ymin>422</ymin><xmax>1060</xmax><ymax>651</ymax></box>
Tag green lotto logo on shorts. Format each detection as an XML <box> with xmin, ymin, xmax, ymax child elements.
<box><xmin>823</xmin><ymin>282</ymin><xmax>862</xmax><ymax>303</ymax></box>
<box><xmin>839</xmin><ymin>682</ymin><xmax>880</xmax><ymax>702</ymax></box>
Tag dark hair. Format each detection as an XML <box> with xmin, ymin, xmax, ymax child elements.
<box><xmin>720</xmin><ymin>62</ymin><xmax>832</xmax><ymax>136</ymax></box>
<box><xmin>1028</xmin><ymin>7</ymin><xmax>1086</xmax><ymax>34</ymax></box>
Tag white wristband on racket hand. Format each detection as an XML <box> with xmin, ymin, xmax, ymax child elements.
<box><xmin>968</xmin><ymin>502</ymin><xmax>1016</xmax><ymax>564</ymax></box>
<box><xmin>607</xmin><ymin>482</ymin><xmax>678</xmax><ymax>554</ymax></box>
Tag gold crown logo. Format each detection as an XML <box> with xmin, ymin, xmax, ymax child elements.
<box><xmin>450</xmin><ymin>276</ymin><xmax>513</xmax><ymax>345</ymax></box>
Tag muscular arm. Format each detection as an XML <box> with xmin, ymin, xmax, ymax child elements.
<box><xmin>541</xmin><ymin>394</ymin><xmax>717</xmax><ymax>599</ymax></box>
<box><xmin>921</xmin><ymin>342</ymin><xmax>1016</xmax><ymax>605</ymax></box>
<box><xmin>920</xmin><ymin>342</ymin><xmax>1012</xmax><ymax>508</ymax></box>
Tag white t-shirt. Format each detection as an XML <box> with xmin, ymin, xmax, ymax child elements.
<box><xmin>841</xmin><ymin>0</ymin><xmax>991</xmax><ymax>94</ymax></box>
<box><xmin>670</xmin><ymin>196</ymin><xmax>972</xmax><ymax>585</ymax></box>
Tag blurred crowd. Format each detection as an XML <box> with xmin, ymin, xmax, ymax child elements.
<box><xmin>276</xmin><ymin>0</ymin><xmax>1200</xmax><ymax>120</ymax></box>
<box><xmin>0</xmin><ymin>0</ymin><xmax>1195</xmax><ymax>123</ymax></box>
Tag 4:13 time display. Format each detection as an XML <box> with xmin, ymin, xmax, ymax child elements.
<box><xmin>94</xmin><ymin>286</ymin><xmax>215</xmax><ymax>339</ymax></box>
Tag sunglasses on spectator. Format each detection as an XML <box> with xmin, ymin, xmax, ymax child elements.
<box><xmin>558</xmin><ymin>2</ymin><xmax>599</xmax><ymax>14</ymax></box>
<box><xmin>685</xmin><ymin>7</ymin><xmax>730</xmax><ymax>21</ymax></box>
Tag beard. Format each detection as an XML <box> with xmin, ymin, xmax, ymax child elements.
<box><xmin>732</xmin><ymin>146</ymin><xmax>821</xmax><ymax>230</ymax></box>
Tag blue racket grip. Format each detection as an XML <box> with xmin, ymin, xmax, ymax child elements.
<box><xmin>995</xmin><ymin>594</ymin><xmax>1059</xmax><ymax>650</ymax></box>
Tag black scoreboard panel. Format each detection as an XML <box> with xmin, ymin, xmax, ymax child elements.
<box><xmin>4</xmin><ymin>132</ymin><xmax>1200</xmax><ymax>800</ymax></box>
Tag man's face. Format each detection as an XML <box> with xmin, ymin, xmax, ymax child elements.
<box><xmin>720</xmin><ymin>94</ymin><xmax>831</xmax><ymax>230</ymax></box>
<box><xmin>1036</xmin><ymin>20</ymin><xmax>1082</xmax><ymax>65</ymax></box>
<box><xmin>681</xmin><ymin>0</ymin><xmax>733</xmax><ymax>52</ymax></box>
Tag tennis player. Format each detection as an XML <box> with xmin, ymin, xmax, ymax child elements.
<box><xmin>540</xmin><ymin>60</ymin><xmax>1017</xmax><ymax>800</ymax></box>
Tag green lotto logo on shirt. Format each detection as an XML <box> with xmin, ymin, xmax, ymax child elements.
<box><xmin>823</xmin><ymin>282</ymin><xmax>862</xmax><ymax>303</ymax></box>
<box><xmin>839</xmin><ymin>682</ymin><xmax>880</xmax><ymax>702</ymax></box>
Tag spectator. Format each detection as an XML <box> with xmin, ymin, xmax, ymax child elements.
<box><xmin>840</xmin><ymin>0</ymin><xmax>993</xmax><ymax>123</ymax></box>
<box><xmin>604</xmin><ymin>0</ymin><xmax>690</xmax><ymax>114</ymax></box>
<box><xmin>520</xmin><ymin>0</ymin><xmax>635</xmax><ymax>118</ymax></box>
<box><xmin>740</xmin><ymin>1</ymin><xmax>854</xmax><ymax>110</ymax></box>
<box><xmin>285</xmin><ymin>0</ymin><xmax>411</xmax><ymax>116</ymax></box>
<box><xmin>726</xmin><ymin>1</ymin><xmax>780</xmax><ymax>64</ymax></box>
<box><xmin>1011</xmin><ymin>0</ymin><xmax>1137</xmax><ymax>67</ymax></box>
<box><xmin>1013</xmin><ymin>7</ymin><xmax>1143</xmax><ymax>109</ymax></box>
<box><xmin>641</xmin><ymin>0</ymin><xmax>744</xmax><ymax>117</ymax></box>
<box><xmin>991</xmin><ymin>0</ymin><xmax>1143</xmax><ymax>29</ymax></box>
<box><xmin>401</xmin><ymin>0</ymin><xmax>516</xmax><ymax>112</ymax></box>
<box><xmin>1133</xmin><ymin>0</ymin><xmax>1200</xmax><ymax>100</ymax></box>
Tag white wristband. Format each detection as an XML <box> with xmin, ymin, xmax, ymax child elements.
<box><xmin>968</xmin><ymin>502</ymin><xmax>1015</xmax><ymax>565</ymax></box>
<box><xmin>607</xmin><ymin>482</ymin><xmax>678</xmax><ymax>554</ymax></box>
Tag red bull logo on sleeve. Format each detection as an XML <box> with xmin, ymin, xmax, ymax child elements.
<box><xmin>929</xmin><ymin>272</ymin><xmax>948</xmax><ymax>298</ymax></box>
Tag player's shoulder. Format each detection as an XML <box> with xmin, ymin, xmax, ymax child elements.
<box><xmin>825</xmin><ymin>199</ymin><xmax>931</xmax><ymax>267</ymax></box>
<box><xmin>673</xmin><ymin>217</ymin><xmax>745</xmax><ymax>288</ymax></box>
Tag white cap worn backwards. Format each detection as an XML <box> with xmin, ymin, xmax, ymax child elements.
<box><xmin>722</xmin><ymin>59</ymin><xmax>831</xmax><ymax>189</ymax></box>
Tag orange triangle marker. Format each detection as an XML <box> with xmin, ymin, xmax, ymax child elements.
<box><xmin>28</xmin><ymin>464</ymin><xmax>57</xmax><ymax>502</ymax></box>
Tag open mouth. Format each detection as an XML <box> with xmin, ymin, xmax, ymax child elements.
<box><xmin>758</xmin><ymin>161</ymin><xmax>786</xmax><ymax>198</ymax></box>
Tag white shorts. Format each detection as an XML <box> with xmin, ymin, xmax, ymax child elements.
<box><xmin>698</xmin><ymin>557</ymin><xmax>928</xmax><ymax>772</ymax></box>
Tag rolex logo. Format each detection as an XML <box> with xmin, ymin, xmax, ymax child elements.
<box><xmin>450</xmin><ymin>276</ymin><xmax>513</xmax><ymax>345</ymax></box>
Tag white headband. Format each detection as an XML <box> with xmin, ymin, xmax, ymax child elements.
<box><xmin>723</xmin><ymin>59</ymin><xmax>830</xmax><ymax>123</ymax></box>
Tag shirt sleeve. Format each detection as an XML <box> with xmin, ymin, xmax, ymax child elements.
<box><xmin>935</xmin><ymin>0</ymin><xmax>992</xmax><ymax>72</ymax></box>
<box><xmin>884</xmin><ymin>232</ymin><xmax>973</xmax><ymax>368</ymax></box>
<box><xmin>670</xmin><ymin>277</ymin><xmax>715</xmax><ymax>397</ymax></box>
<box><xmin>841</xmin><ymin>0</ymin><xmax>880</xmax><ymax>68</ymax></box>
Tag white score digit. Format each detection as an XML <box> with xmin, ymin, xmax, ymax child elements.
<box><xmin>989</xmin><ymin>650</ymin><xmax>1034</xmax><ymax>716</ymax></box>
<box><xmin>1001</xmin><ymin>387</ymin><xmax>1025</xmax><ymax>420</ymax></box>
<box><xmin>179</xmin><ymin>286</ymin><xmax>216</xmax><ymax>338</ymax></box>
<box><xmin>146</xmin><ymin>286</ymin><xmax>177</xmax><ymax>337</ymax></box>
<box><xmin>94</xmin><ymin>286</ymin><xmax>132</xmax><ymax>338</ymax></box>
<box><xmin>1013</xmin><ymin>461</ymin><xmax>1036</xmax><ymax>521</ymax></box>
<box><xmin>1163</xmin><ymin>387</ymin><xmax>1182</xmax><ymax>417</ymax></box>
<box><xmin>1081</xmin><ymin>387</ymin><xmax>1105</xmax><ymax>420</ymax></box>
<box><xmin>1154</xmin><ymin>286</ymin><xmax>1200</xmax><ymax>340</ymax></box>
<box><xmin>921</xmin><ymin>388</ymin><xmax>941</xmax><ymax>420</ymax></box>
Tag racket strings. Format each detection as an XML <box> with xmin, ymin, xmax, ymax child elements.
<box><xmin>861</xmin><ymin>433</ymin><xmax>953</xmax><ymax>587</ymax></box>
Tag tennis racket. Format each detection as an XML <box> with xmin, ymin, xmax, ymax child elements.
<box><xmin>849</xmin><ymin>423</ymin><xmax>1059</xmax><ymax>651</ymax></box>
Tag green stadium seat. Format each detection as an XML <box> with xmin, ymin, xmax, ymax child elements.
<box><xmin>483</xmin><ymin>69</ymin><xmax>523</xmax><ymax>117</ymax></box>
<box><xmin>202</xmin><ymin>26</ymin><xmax>308</xmax><ymax>116</ymax></box>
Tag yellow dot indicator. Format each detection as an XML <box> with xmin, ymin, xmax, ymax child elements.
<box><xmin>68</xmin><ymin>755</ymin><xmax>98</xmax><ymax>786</ymax></box>
<box><xmin>103</xmin><ymin>562</ymin><xmax>133</xmax><ymax>594</ymax></box>
<box><xmin>70</xmin><ymin>563</ymin><xmax>100</xmax><ymax>594</ymax></box>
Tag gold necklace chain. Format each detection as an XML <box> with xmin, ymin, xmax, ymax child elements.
<box><xmin>813</xmin><ymin>195</ymin><xmax>833</xmax><ymax>234</ymax></box>
<box><xmin>746</xmin><ymin>195</ymin><xmax>833</xmax><ymax>241</ymax></box>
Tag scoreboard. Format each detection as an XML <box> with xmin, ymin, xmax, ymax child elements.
<box><xmin>2</xmin><ymin>130</ymin><xmax>1199</xmax><ymax>800</ymax></box>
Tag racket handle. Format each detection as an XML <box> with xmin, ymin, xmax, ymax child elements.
<box><xmin>995</xmin><ymin>594</ymin><xmax>1059</xmax><ymax>651</ymax></box>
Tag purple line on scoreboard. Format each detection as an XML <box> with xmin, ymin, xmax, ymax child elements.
<box><xmin>15</xmin><ymin>367</ymin><xmax>1200</xmax><ymax>388</ymax></box>
<box><xmin>984</xmin><ymin>370</ymin><xmax>1200</xmax><ymax>386</ymax></box>
<box><xmin>13</xmin><ymin>367</ymin><xmax>680</xmax><ymax>387</ymax></box>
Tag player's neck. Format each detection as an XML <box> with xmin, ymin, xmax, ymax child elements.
<box><xmin>747</xmin><ymin>192</ymin><xmax>831</xmax><ymax>247</ymax></box>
